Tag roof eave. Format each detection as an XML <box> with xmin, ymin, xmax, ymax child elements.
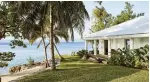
<box><xmin>83</xmin><ymin>33</ymin><xmax>149</xmax><ymax>40</ymax></box>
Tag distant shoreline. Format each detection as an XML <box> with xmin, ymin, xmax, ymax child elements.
<box><xmin>0</xmin><ymin>42</ymin><xmax>88</xmax><ymax>75</ymax></box>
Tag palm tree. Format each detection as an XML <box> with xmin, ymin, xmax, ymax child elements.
<box><xmin>6</xmin><ymin>1</ymin><xmax>89</xmax><ymax>70</ymax></box>
<box><xmin>28</xmin><ymin>26</ymin><xmax>68</xmax><ymax>67</ymax></box>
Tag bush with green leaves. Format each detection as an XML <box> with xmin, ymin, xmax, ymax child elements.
<box><xmin>108</xmin><ymin>44</ymin><xmax>149</xmax><ymax>69</ymax></box>
<box><xmin>132</xmin><ymin>44</ymin><xmax>149</xmax><ymax>69</ymax></box>
<box><xmin>27</xmin><ymin>56</ymin><xmax>34</xmax><ymax>66</ymax></box>
<box><xmin>108</xmin><ymin>49</ymin><xmax>122</xmax><ymax>66</ymax></box>
<box><xmin>77</xmin><ymin>50</ymin><xmax>89</xmax><ymax>59</ymax></box>
<box><xmin>0</xmin><ymin>52</ymin><xmax>15</xmax><ymax>67</ymax></box>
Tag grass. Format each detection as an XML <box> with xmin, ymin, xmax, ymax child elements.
<box><xmin>17</xmin><ymin>55</ymin><xmax>148</xmax><ymax>82</ymax></box>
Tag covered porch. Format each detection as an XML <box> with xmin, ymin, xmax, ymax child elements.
<box><xmin>84</xmin><ymin>39</ymin><xmax>111</xmax><ymax>58</ymax></box>
<box><xmin>84</xmin><ymin>33</ymin><xmax>147</xmax><ymax>57</ymax></box>
<box><xmin>84</xmin><ymin>36</ymin><xmax>136</xmax><ymax>58</ymax></box>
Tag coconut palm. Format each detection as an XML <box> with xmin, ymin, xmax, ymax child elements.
<box><xmin>5</xmin><ymin>1</ymin><xmax>89</xmax><ymax>70</ymax></box>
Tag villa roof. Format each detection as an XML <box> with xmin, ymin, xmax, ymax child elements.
<box><xmin>84</xmin><ymin>16</ymin><xmax>149</xmax><ymax>40</ymax></box>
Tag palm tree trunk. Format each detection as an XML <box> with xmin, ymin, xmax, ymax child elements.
<box><xmin>49</xmin><ymin>4</ymin><xmax>56</xmax><ymax>70</ymax></box>
<box><xmin>54</xmin><ymin>43</ymin><xmax>65</xmax><ymax>61</ymax></box>
<box><xmin>45</xmin><ymin>42</ymin><xmax>65</xmax><ymax>61</ymax></box>
<box><xmin>41</xmin><ymin>36</ymin><xmax>49</xmax><ymax>68</ymax></box>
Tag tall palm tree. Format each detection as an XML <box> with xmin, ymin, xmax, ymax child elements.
<box><xmin>6</xmin><ymin>1</ymin><xmax>89</xmax><ymax>70</ymax></box>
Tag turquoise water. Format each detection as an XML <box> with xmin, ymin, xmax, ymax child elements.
<box><xmin>0</xmin><ymin>41</ymin><xmax>92</xmax><ymax>75</ymax></box>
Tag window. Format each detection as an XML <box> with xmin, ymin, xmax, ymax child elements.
<box><xmin>125</xmin><ymin>39</ymin><xmax>130</xmax><ymax>49</ymax></box>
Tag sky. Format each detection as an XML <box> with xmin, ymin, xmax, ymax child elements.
<box><xmin>2</xmin><ymin>1</ymin><xmax>149</xmax><ymax>42</ymax></box>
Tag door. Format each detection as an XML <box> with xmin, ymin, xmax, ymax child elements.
<box><xmin>125</xmin><ymin>39</ymin><xmax>130</xmax><ymax>49</ymax></box>
<box><xmin>104</xmin><ymin>40</ymin><xmax>108</xmax><ymax>55</ymax></box>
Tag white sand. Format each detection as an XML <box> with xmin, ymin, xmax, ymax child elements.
<box><xmin>1</xmin><ymin>66</ymin><xmax>49</xmax><ymax>82</ymax></box>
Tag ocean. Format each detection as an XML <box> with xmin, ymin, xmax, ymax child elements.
<box><xmin>0</xmin><ymin>41</ymin><xmax>92</xmax><ymax>75</ymax></box>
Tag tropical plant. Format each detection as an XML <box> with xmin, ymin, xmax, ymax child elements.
<box><xmin>108</xmin><ymin>48</ymin><xmax>126</xmax><ymax>66</ymax></box>
<box><xmin>108</xmin><ymin>44</ymin><xmax>149</xmax><ymax>69</ymax></box>
<box><xmin>27</xmin><ymin>56</ymin><xmax>34</xmax><ymax>66</ymax></box>
<box><xmin>29</xmin><ymin>27</ymin><xmax>69</xmax><ymax>65</ymax></box>
<box><xmin>3</xmin><ymin>1</ymin><xmax>89</xmax><ymax>70</ymax></box>
<box><xmin>132</xmin><ymin>44</ymin><xmax>149</xmax><ymax>69</ymax></box>
<box><xmin>91</xmin><ymin>1</ymin><xmax>113</xmax><ymax>33</ymax></box>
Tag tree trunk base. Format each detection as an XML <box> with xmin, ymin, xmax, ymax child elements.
<box><xmin>45</xmin><ymin>62</ymin><xmax>50</xmax><ymax>68</ymax></box>
<box><xmin>60</xmin><ymin>57</ymin><xmax>65</xmax><ymax>61</ymax></box>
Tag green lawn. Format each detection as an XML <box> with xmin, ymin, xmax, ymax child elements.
<box><xmin>17</xmin><ymin>55</ymin><xmax>148</xmax><ymax>82</ymax></box>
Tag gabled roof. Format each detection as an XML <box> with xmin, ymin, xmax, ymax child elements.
<box><xmin>84</xmin><ymin>16</ymin><xmax>149</xmax><ymax>40</ymax></box>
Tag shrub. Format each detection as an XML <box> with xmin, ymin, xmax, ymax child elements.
<box><xmin>108</xmin><ymin>44</ymin><xmax>149</xmax><ymax>69</ymax></box>
<box><xmin>123</xmin><ymin>48</ymin><xmax>135</xmax><ymax>67</ymax></box>
<box><xmin>132</xmin><ymin>44</ymin><xmax>149</xmax><ymax>69</ymax></box>
<box><xmin>77</xmin><ymin>50</ymin><xmax>89</xmax><ymax>59</ymax></box>
<box><xmin>27</xmin><ymin>56</ymin><xmax>34</xmax><ymax>66</ymax></box>
<box><xmin>109</xmin><ymin>48</ymin><xmax>125</xmax><ymax>66</ymax></box>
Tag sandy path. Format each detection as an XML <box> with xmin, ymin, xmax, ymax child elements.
<box><xmin>1</xmin><ymin>66</ymin><xmax>48</xmax><ymax>82</ymax></box>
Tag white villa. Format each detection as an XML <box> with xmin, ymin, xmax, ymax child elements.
<box><xmin>83</xmin><ymin>16</ymin><xmax>149</xmax><ymax>57</ymax></box>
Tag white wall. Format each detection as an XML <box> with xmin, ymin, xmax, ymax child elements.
<box><xmin>133</xmin><ymin>37</ymin><xmax>149</xmax><ymax>48</ymax></box>
<box><xmin>110</xmin><ymin>37</ymin><xmax>149</xmax><ymax>50</ymax></box>
<box><xmin>99</xmin><ymin>37</ymin><xmax>149</xmax><ymax>55</ymax></box>
<box><xmin>111</xmin><ymin>38</ymin><xmax>125</xmax><ymax>49</ymax></box>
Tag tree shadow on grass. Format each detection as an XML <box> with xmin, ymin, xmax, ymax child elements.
<box><xmin>18</xmin><ymin>63</ymin><xmax>143</xmax><ymax>82</ymax></box>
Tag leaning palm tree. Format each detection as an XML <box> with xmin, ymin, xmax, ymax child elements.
<box><xmin>28</xmin><ymin>26</ymin><xmax>68</xmax><ymax>68</ymax></box>
<box><xmin>6</xmin><ymin>1</ymin><xmax>89</xmax><ymax>70</ymax></box>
